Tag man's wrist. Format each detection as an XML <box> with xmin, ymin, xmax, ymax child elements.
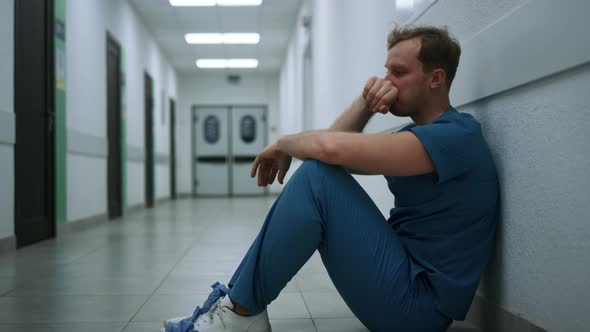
<box><xmin>354</xmin><ymin>95</ymin><xmax>374</xmax><ymax>117</ymax></box>
<box><xmin>276</xmin><ymin>136</ymin><xmax>293</xmax><ymax>154</ymax></box>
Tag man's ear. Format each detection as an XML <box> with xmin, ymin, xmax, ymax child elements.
<box><xmin>430</xmin><ymin>68</ymin><xmax>446</xmax><ymax>89</ymax></box>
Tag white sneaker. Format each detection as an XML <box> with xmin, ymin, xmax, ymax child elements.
<box><xmin>162</xmin><ymin>282</ymin><xmax>271</xmax><ymax>332</ymax></box>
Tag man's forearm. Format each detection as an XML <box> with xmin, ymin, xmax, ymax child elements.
<box><xmin>277</xmin><ymin>131</ymin><xmax>326</xmax><ymax>161</ymax></box>
<box><xmin>328</xmin><ymin>95</ymin><xmax>374</xmax><ymax>132</ymax></box>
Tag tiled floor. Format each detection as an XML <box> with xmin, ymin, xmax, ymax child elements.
<box><xmin>0</xmin><ymin>197</ymin><xmax>480</xmax><ymax>332</ymax></box>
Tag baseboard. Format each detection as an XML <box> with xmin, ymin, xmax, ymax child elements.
<box><xmin>124</xmin><ymin>202</ymin><xmax>145</xmax><ymax>215</ymax></box>
<box><xmin>0</xmin><ymin>235</ymin><xmax>16</xmax><ymax>254</ymax></box>
<box><xmin>156</xmin><ymin>196</ymin><xmax>171</xmax><ymax>204</ymax></box>
<box><xmin>177</xmin><ymin>193</ymin><xmax>193</xmax><ymax>199</ymax></box>
<box><xmin>464</xmin><ymin>295</ymin><xmax>548</xmax><ymax>332</ymax></box>
<box><xmin>56</xmin><ymin>213</ymin><xmax>108</xmax><ymax>236</ymax></box>
<box><xmin>0</xmin><ymin>112</ymin><xmax>15</xmax><ymax>145</ymax></box>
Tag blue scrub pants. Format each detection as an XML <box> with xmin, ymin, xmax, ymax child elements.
<box><xmin>227</xmin><ymin>160</ymin><xmax>452</xmax><ymax>332</ymax></box>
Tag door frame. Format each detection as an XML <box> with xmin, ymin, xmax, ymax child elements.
<box><xmin>14</xmin><ymin>0</ymin><xmax>56</xmax><ymax>247</ymax></box>
<box><xmin>144</xmin><ymin>72</ymin><xmax>155</xmax><ymax>207</ymax></box>
<box><xmin>191</xmin><ymin>104</ymin><xmax>268</xmax><ymax>197</ymax></box>
<box><xmin>169</xmin><ymin>98</ymin><xmax>176</xmax><ymax>200</ymax></box>
<box><xmin>106</xmin><ymin>32</ymin><xmax>123</xmax><ymax>219</ymax></box>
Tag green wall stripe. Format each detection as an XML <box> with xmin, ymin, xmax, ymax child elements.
<box><xmin>55</xmin><ymin>0</ymin><xmax>67</xmax><ymax>225</ymax></box>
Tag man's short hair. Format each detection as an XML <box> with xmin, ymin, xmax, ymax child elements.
<box><xmin>387</xmin><ymin>25</ymin><xmax>461</xmax><ymax>89</ymax></box>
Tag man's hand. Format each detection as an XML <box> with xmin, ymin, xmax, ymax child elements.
<box><xmin>362</xmin><ymin>76</ymin><xmax>398</xmax><ymax>114</ymax></box>
<box><xmin>251</xmin><ymin>143</ymin><xmax>292</xmax><ymax>186</ymax></box>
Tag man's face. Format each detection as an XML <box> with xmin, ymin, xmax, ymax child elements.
<box><xmin>384</xmin><ymin>37</ymin><xmax>431</xmax><ymax>117</ymax></box>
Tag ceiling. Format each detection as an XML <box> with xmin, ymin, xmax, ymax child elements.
<box><xmin>129</xmin><ymin>0</ymin><xmax>302</xmax><ymax>74</ymax></box>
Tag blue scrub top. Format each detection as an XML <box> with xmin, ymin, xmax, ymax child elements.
<box><xmin>386</xmin><ymin>106</ymin><xmax>500</xmax><ymax>320</ymax></box>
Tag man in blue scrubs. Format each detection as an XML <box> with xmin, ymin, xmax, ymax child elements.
<box><xmin>164</xmin><ymin>25</ymin><xmax>499</xmax><ymax>332</ymax></box>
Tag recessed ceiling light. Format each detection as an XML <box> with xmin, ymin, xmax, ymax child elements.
<box><xmin>185</xmin><ymin>33</ymin><xmax>260</xmax><ymax>44</ymax></box>
<box><xmin>196</xmin><ymin>59</ymin><xmax>259</xmax><ymax>68</ymax></box>
<box><xmin>170</xmin><ymin>0</ymin><xmax>262</xmax><ymax>6</ymax></box>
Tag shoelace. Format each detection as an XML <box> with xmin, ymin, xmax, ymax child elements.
<box><xmin>164</xmin><ymin>281</ymin><xmax>230</xmax><ymax>332</ymax></box>
<box><xmin>201</xmin><ymin>297</ymin><xmax>227</xmax><ymax>328</ymax></box>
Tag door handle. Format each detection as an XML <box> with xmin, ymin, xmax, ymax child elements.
<box><xmin>196</xmin><ymin>156</ymin><xmax>227</xmax><ymax>164</ymax></box>
<box><xmin>45</xmin><ymin>110</ymin><xmax>55</xmax><ymax>132</ymax></box>
<box><xmin>233</xmin><ymin>156</ymin><xmax>256</xmax><ymax>164</ymax></box>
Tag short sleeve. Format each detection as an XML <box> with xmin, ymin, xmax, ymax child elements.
<box><xmin>409</xmin><ymin>117</ymin><xmax>479</xmax><ymax>184</ymax></box>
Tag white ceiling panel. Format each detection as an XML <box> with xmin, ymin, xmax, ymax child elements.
<box><xmin>129</xmin><ymin>0</ymin><xmax>301</xmax><ymax>73</ymax></box>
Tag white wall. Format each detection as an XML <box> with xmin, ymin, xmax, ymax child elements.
<box><xmin>127</xmin><ymin>162</ymin><xmax>144</xmax><ymax>207</ymax></box>
<box><xmin>311</xmin><ymin>0</ymin><xmax>407</xmax><ymax>133</ymax></box>
<box><xmin>280</xmin><ymin>0</ymin><xmax>405</xmax><ymax>216</ymax></box>
<box><xmin>0</xmin><ymin>144</ymin><xmax>13</xmax><ymax>240</ymax></box>
<box><xmin>177</xmin><ymin>73</ymin><xmax>280</xmax><ymax>194</ymax></box>
<box><xmin>0</xmin><ymin>0</ymin><xmax>14</xmax><ymax>240</ymax></box>
<box><xmin>278</xmin><ymin>0</ymin><xmax>589</xmax><ymax>331</ymax></box>
<box><xmin>416</xmin><ymin>1</ymin><xmax>589</xmax><ymax>331</ymax></box>
<box><xmin>66</xmin><ymin>0</ymin><xmax>177</xmax><ymax>221</ymax></box>
<box><xmin>0</xmin><ymin>0</ymin><xmax>14</xmax><ymax>118</ymax></box>
<box><xmin>156</xmin><ymin>165</ymin><xmax>170</xmax><ymax>200</ymax></box>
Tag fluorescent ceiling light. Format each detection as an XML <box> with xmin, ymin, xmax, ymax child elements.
<box><xmin>186</xmin><ymin>33</ymin><xmax>223</xmax><ymax>44</ymax></box>
<box><xmin>217</xmin><ymin>0</ymin><xmax>262</xmax><ymax>5</ymax></box>
<box><xmin>170</xmin><ymin>0</ymin><xmax>262</xmax><ymax>6</ymax></box>
<box><xmin>170</xmin><ymin>0</ymin><xmax>215</xmax><ymax>6</ymax></box>
<box><xmin>223</xmin><ymin>33</ymin><xmax>260</xmax><ymax>44</ymax></box>
<box><xmin>185</xmin><ymin>33</ymin><xmax>260</xmax><ymax>44</ymax></box>
<box><xmin>394</xmin><ymin>0</ymin><xmax>437</xmax><ymax>24</ymax></box>
<box><xmin>396</xmin><ymin>0</ymin><xmax>414</xmax><ymax>10</ymax></box>
<box><xmin>196</xmin><ymin>59</ymin><xmax>258</xmax><ymax>68</ymax></box>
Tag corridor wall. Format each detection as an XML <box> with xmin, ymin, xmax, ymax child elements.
<box><xmin>66</xmin><ymin>0</ymin><xmax>177</xmax><ymax>222</ymax></box>
<box><xmin>417</xmin><ymin>1</ymin><xmax>590</xmax><ymax>331</ymax></box>
<box><xmin>279</xmin><ymin>0</ymin><xmax>403</xmax><ymax>216</ymax></box>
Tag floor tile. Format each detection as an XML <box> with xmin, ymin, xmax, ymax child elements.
<box><xmin>0</xmin><ymin>295</ymin><xmax>148</xmax><ymax>323</ymax></box>
<box><xmin>132</xmin><ymin>294</ymin><xmax>207</xmax><ymax>322</ymax></box>
<box><xmin>299</xmin><ymin>252</ymin><xmax>328</xmax><ymax>275</ymax></box>
<box><xmin>155</xmin><ymin>274</ymin><xmax>233</xmax><ymax>295</ymax></box>
<box><xmin>184</xmin><ymin>245</ymin><xmax>252</xmax><ymax>261</ymax></box>
<box><xmin>47</xmin><ymin>262</ymin><xmax>174</xmax><ymax>280</ymax></box>
<box><xmin>122</xmin><ymin>321</ymin><xmax>163</xmax><ymax>332</ymax></box>
<box><xmin>0</xmin><ymin>277</ymin><xmax>16</xmax><ymax>295</ymax></box>
<box><xmin>270</xmin><ymin>318</ymin><xmax>317</xmax><ymax>332</ymax></box>
<box><xmin>301</xmin><ymin>292</ymin><xmax>356</xmax><ymax>319</ymax></box>
<box><xmin>7</xmin><ymin>276</ymin><xmax>163</xmax><ymax>296</ymax></box>
<box><xmin>0</xmin><ymin>323</ymin><xmax>125</xmax><ymax>332</ymax></box>
<box><xmin>267</xmin><ymin>292</ymin><xmax>311</xmax><ymax>319</ymax></box>
<box><xmin>295</xmin><ymin>272</ymin><xmax>337</xmax><ymax>292</ymax></box>
<box><xmin>170</xmin><ymin>258</ymin><xmax>242</xmax><ymax>276</ymax></box>
<box><xmin>314</xmin><ymin>318</ymin><xmax>369</xmax><ymax>332</ymax></box>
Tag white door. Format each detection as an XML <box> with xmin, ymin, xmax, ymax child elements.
<box><xmin>194</xmin><ymin>107</ymin><xmax>230</xmax><ymax>195</ymax></box>
<box><xmin>231</xmin><ymin>107</ymin><xmax>266</xmax><ymax>195</ymax></box>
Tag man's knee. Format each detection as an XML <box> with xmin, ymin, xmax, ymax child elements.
<box><xmin>300</xmin><ymin>159</ymin><xmax>335</xmax><ymax>173</ymax></box>
<box><xmin>299</xmin><ymin>159</ymin><xmax>347</xmax><ymax>178</ymax></box>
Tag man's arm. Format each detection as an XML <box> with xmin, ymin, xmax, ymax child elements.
<box><xmin>328</xmin><ymin>96</ymin><xmax>375</xmax><ymax>132</ymax></box>
<box><xmin>277</xmin><ymin>131</ymin><xmax>435</xmax><ymax>177</ymax></box>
